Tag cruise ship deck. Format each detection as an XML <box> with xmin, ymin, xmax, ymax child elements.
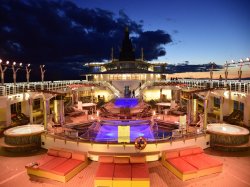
<box><xmin>0</xmin><ymin>146</ymin><xmax>250</xmax><ymax>187</ymax></box>
<box><xmin>0</xmin><ymin>79</ymin><xmax>250</xmax><ymax>186</ymax></box>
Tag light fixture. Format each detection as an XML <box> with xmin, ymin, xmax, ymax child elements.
<box><xmin>0</xmin><ymin>59</ymin><xmax>2</xmax><ymax>63</ymax></box>
<box><xmin>13</xmin><ymin>61</ymin><xmax>16</xmax><ymax>66</ymax></box>
<box><xmin>6</xmin><ymin>61</ymin><xmax>9</xmax><ymax>65</ymax></box>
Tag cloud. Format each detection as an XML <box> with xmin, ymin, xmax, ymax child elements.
<box><xmin>0</xmin><ymin>0</ymin><xmax>172</xmax><ymax>80</ymax></box>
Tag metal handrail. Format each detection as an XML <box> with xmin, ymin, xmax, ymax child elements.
<box><xmin>0</xmin><ymin>79</ymin><xmax>249</xmax><ymax>96</ymax></box>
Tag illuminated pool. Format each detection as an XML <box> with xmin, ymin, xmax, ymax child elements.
<box><xmin>114</xmin><ymin>98</ymin><xmax>139</xmax><ymax>108</ymax></box>
<box><xmin>94</xmin><ymin>120</ymin><xmax>154</xmax><ymax>142</ymax></box>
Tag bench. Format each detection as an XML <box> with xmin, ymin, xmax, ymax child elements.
<box><xmin>95</xmin><ymin>155</ymin><xmax>150</xmax><ymax>187</ymax></box>
<box><xmin>162</xmin><ymin>147</ymin><xmax>223</xmax><ymax>181</ymax></box>
<box><xmin>25</xmin><ymin>148</ymin><xmax>88</xmax><ymax>183</ymax></box>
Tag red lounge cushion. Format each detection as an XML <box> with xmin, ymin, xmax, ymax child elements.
<box><xmin>179</xmin><ymin>149</ymin><xmax>193</xmax><ymax>157</ymax></box>
<box><xmin>99</xmin><ymin>156</ymin><xmax>114</xmax><ymax>163</ymax></box>
<box><xmin>131</xmin><ymin>164</ymin><xmax>149</xmax><ymax>180</ymax></box>
<box><xmin>181</xmin><ymin>155</ymin><xmax>212</xmax><ymax>170</ymax></box>
<box><xmin>167</xmin><ymin>157</ymin><xmax>197</xmax><ymax>174</ymax></box>
<box><xmin>113</xmin><ymin>164</ymin><xmax>131</xmax><ymax>180</ymax></box>
<box><xmin>192</xmin><ymin>147</ymin><xmax>204</xmax><ymax>154</ymax></box>
<box><xmin>58</xmin><ymin>150</ymin><xmax>72</xmax><ymax>159</ymax></box>
<box><xmin>47</xmin><ymin>149</ymin><xmax>59</xmax><ymax>157</ymax></box>
<box><xmin>114</xmin><ymin>157</ymin><xmax>130</xmax><ymax>164</ymax></box>
<box><xmin>130</xmin><ymin>156</ymin><xmax>146</xmax><ymax>164</ymax></box>
<box><xmin>95</xmin><ymin>163</ymin><xmax>115</xmax><ymax>180</ymax></box>
<box><xmin>72</xmin><ymin>152</ymin><xmax>86</xmax><ymax>161</ymax></box>
<box><xmin>52</xmin><ymin>159</ymin><xmax>82</xmax><ymax>176</ymax></box>
<box><xmin>35</xmin><ymin>155</ymin><xmax>56</xmax><ymax>166</ymax></box>
<box><xmin>164</xmin><ymin>151</ymin><xmax>179</xmax><ymax>159</ymax></box>
<box><xmin>195</xmin><ymin>153</ymin><xmax>223</xmax><ymax>167</ymax></box>
<box><xmin>39</xmin><ymin>157</ymin><xmax>68</xmax><ymax>171</ymax></box>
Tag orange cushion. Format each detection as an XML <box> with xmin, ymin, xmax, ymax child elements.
<box><xmin>130</xmin><ymin>156</ymin><xmax>146</xmax><ymax>163</ymax></box>
<box><xmin>167</xmin><ymin>157</ymin><xmax>197</xmax><ymax>174</ymax></box>
<box><xmin>52</xmin><ymin>159</ymin><xmax>82</xmax><ymax>176</ymax></box>
<box><xmin>181</xmin><ymin>155</ymin><xmax>212</xmax><ymax>170</ymax></box>
<box><xmin>113</xmin><ymin>164</ymin><xmax>131</xmax><ymax>180</ymax></box>
<box><xmin>47</xmin><ymin>149</ymin><xmax>59</xmax><ymax>157</ymax></box>
<box><xmin>72</xmin><ymin>152</ymin><xmax>86</xmax><ymax>161</ymax></box>
<box><xmin>99</xmin><ymin>156</ymin><xmax>114</xmax><ymax>163</ymax></box>
<box><xmin>36</xmin><ymin>155</ymin><xmax>56</xmax><ymax>166</ymax></box>
<box><xmin>114</xmin><ymin>157</ymin><xmax>130</xmax><ymax>164</ymax></box>
<box><xmin>195</xmin><ymin>153</ymin><xmax>223</xmax><ymax>167</ymax></box>
<box><xmin>95</xmin><ymin>163</ymin><xmax>115</xmax><ymax>179</ymax></box>
<box><xmin>179</xmin><ymin>149</ymin><xmax>193</xmax><ymax>157</ymax></box>
<box><xmin>131</xmin><ymin>164</ymin><xmax>149</xmax><ymax>180</ymax></box>
<box><xmin>58</xmin><ymin>151</ymin><xmax>72</xmax><ymax>159</ymax></box>
<box><xmin>39</xmin><ymin>157</ymin><xmax>68</xmax><ymax>171</ymax></box>
<box><xmin>165</xmin><ymin>151</ymin><xmax>179</xmax><ymax>159</ymax></box>
<box><xmin>192</xmin><ymin>147</ymin><xmax>204</xmax><ymax>154</ymax></box>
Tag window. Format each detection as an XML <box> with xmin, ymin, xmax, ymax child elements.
<box><xmin>11</xmin><ymin>102</ymin><xmax>21</xmax><ymax>114</ymax></box>
<box><xmin>239</xmin><ymin>102</ymin><xmax>244</xmax><ymax>112</ymax></box>
<box><xmin>33</xmin><ymin>99</ymin><xmax>41</xmax><ymax>110</ymax></box>
<box><xmin>214</xmin><ymin>97</ymin><xmax>220</xmax><ymax>108</ymax></box>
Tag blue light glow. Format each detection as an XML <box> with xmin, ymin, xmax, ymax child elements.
<box><xmin>95</xmin><ymin>121</ymin><xmax>154</xmax><ymax>142</ymax></box>
<box><xmin>114</xmin><ymin>98</ymin><xmax>139</xmax><ymax>108</ymax></box>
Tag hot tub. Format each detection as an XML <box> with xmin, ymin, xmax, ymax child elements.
<box><xmin>207</xmin><ymin>123</ymin><xmax>249</xmax><ymax>151</ymax></box>
<box><xmin>4</xmin><ymin>124</ymin><xmax>44</xmax><ymax>152</ymax></box>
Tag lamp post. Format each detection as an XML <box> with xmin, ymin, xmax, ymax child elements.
<box><xmin>209</xmin><ymin>62</ymin><xmax>215</xmax><ymax>81</ymax></box>
<box><xmin>237</xmin><ymin>59</ymin><xmax>244</xmax><ymax>82</ymax></box>
<box><xmin>25</xmin><ymin>64</ymin><xmax>31</xmax><ymax>84</ymax></box>
<box><xmin>224</xmin><ymin>61</ymin><xmax>229</xmax><ymax>82</ymax></box>
<box><xmin>12</xmin><ymin>62</ymin><xmax>21</xmax><ymax>86</ymax></box>
<box><xmin>40</xmin><ymin>65</ymin><xmax>45</xmax><ymax>82</ymax></box>
<box><xmin>0</xmin><ymin>59</ymin><xmax>9</xmax><ymax>85</ymax></box>
<box><xmin>226</xmin><ymin>58</ymin><xmax>250</xmax><ymax>82</ymax></box>
<box><xmin>40</xmin><ymin>65</ymin><xmax>45</xmax><ymax>90</ymax></box>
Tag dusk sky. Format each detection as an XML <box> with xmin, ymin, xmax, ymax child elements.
<box><xmin>0</xmin><ymin>0</ymin><xmax>249</xmax><ymax>80</ymax></box>
<box><xmin>74</xmin><ymin>0</ymin><xmax>250</xmax><ymax>65</ymax></box>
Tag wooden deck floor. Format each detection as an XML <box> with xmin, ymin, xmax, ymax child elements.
<box><xmin>0</xmin><ymin>145</ymin><xmax>250</xmax><ymax>187</ymax></box>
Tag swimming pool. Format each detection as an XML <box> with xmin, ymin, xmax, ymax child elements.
<box><xmin>94</xmin><ymin>120</ymin><xmax>154</xmax><ymax>142</ymax></box>
<box><xmin>114</xmin><ymin>98</ymin><xmax>139</xmax><ymax>108</ymax></box>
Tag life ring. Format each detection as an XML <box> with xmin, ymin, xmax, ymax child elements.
<box><xmin>135</xmin><ymin>136</ymin><xmax>147</xmax><ymax>150</ymax></box>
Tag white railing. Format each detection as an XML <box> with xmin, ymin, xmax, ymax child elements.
<box><xmin>0</xmin><ymin>80</ymin><xmax>98</xmax><ymax>96</ymax></box>
<box><xmin>0</xmin><ymin>79</ymin><xmax>249</xmax><ymax>96</ymax></box>
<box><xmin>102</xmin><ymin>81</ymin><xmax>121</xmax><ymax>97</ymax></box>
<box><xmin>152</xmin><ymin>79</ymin><xmax>250</xmax><ymax>95</ymax></box>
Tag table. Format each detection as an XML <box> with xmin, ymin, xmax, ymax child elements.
<box><xmin>82</xmin><ymin>103</ymin><xmax>97</xmax><ymax>114</ymax></box>
<box><xmin>156</xmin><ymin>102</ymin><xmax>171</xmax><ymax>113</ymax></box>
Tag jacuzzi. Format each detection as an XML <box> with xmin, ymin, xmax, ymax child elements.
<box><xmin>4</xmin><ymin>124</ymin><xmax>44</xmax><ymax>136</ymax></box>
<box><xmin>207</xmin><ymin>123</ymin><xmax>249</xmax><ymax>135</ymax></box>
<box><xmin>4</xmin><ymin>124</ymin><xmax>45</xmax><ymax>152</ymax></box>
<box><xmin>207</xmin><ymin>123</ymin><xmax>249</xmax><ymax>151</ymax></box>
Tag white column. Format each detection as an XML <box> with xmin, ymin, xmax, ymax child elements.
<box><xmin>43</xmin><ymin>99</ymin><xmax>47</xmax><ymax>129</ymax></box>
<box><xmin>6</xmin><ymin>99</ymin><xmax>11</xmax><ymax>126</ymax></box>
<box><xmin>207</xmin><ymin>96</ymin><xmax>214</xmax><ymax>113</ymax></box>
<box><xmin>222</xmin><ymin>98</ymin><xmax>233</xmax><ymax>116</ymax></box>
<box><xmin>29</xmin><ymin>98</ymin><xmax>33</xmax><ymax>124</ymax></box>
<box><xmin>243</xmin><ymin>96</ymin><xmax>250</xmax><ymax>127</ymax></box>
<box><xmin>204</xmin><ymin>99</ymin><xmax>208</xmax><ymax>130</ymax></box>
<box><xmin>219</xmin><ymin>96</ymin><xmax>223</xmax><ymax>122</ymax></box>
